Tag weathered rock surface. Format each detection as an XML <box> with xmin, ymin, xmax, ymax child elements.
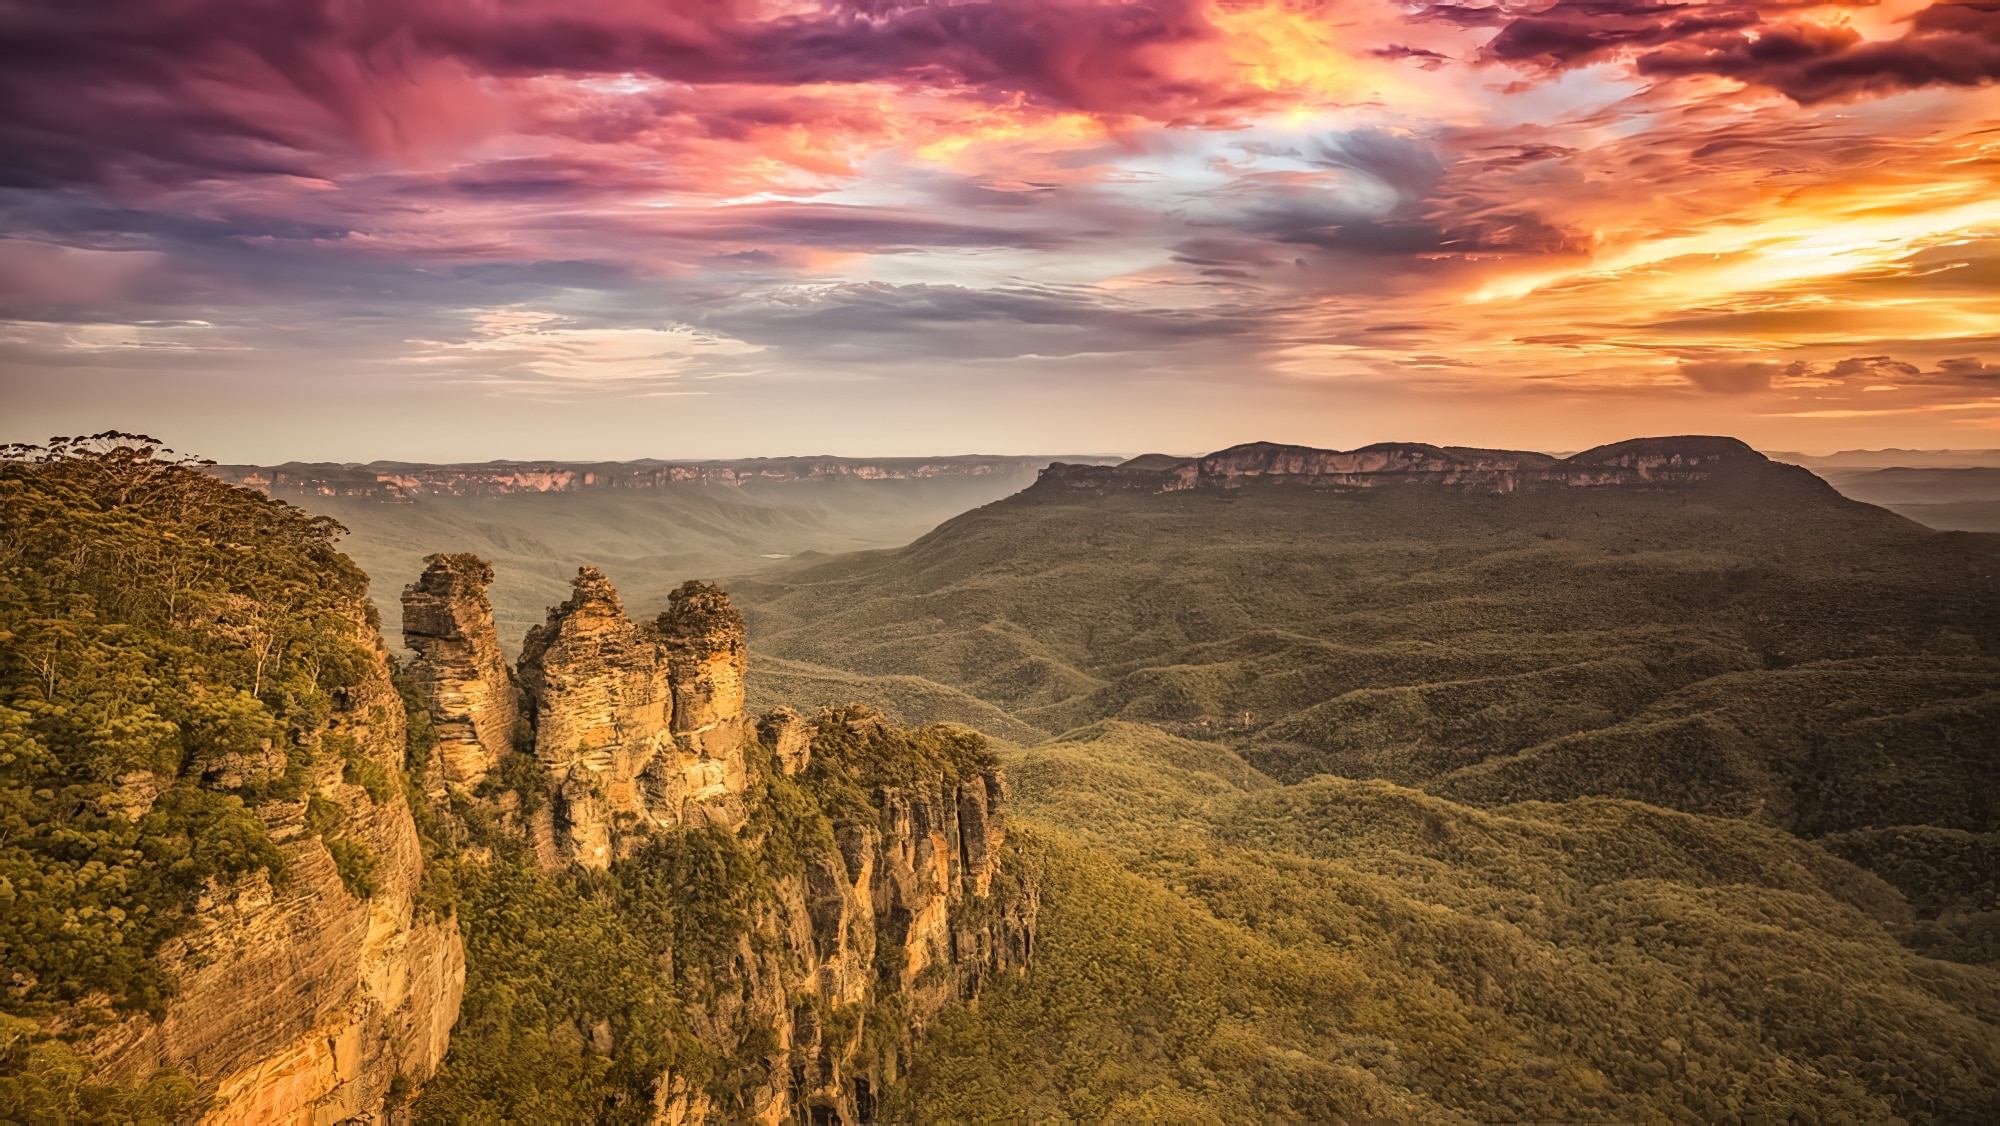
<box><xmin>1041</xmin><ymin>436</ymin><xmax>1827</xmax><ymax>495</ymax></box>
<box><xmin>402</xmin><ymin>553</ymin><xmax>520</xmax><ymax>790</ymax></box>
<box><xmin>517</xmin><ymin>569</ymin><xmax>753</xmax><ymax>867</ymax></box>
<box><xmin>669</xmin><ymin>706</ymin><xmax>1036</xmax><ymax>1125</ymax></box>
<box><xmin>91</xmin><ymin>607</ymin><xmax>464</xmax><ymax>1124</ymax></box>
<box><xmin>398</xmin><ymin>557</ymin><xmax>1039</xmax><ymax>1122</ymax></box>
<box><xmin>759</xmin><ymin>706</ymin><xmax>812</xmax><ymax>775</ymax></box>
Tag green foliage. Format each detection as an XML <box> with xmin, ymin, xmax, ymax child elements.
<box><xmin>323</xmin><ymin>837</ymin><xmax>379</xmax><ymax>901</ymax></box>
<box><xmin>1</xmin><ymin>434</ymin><xmax>374</xmax><ymax>1015</ymax></box>
<box><xmin>616</xmin><ymin>827</ymin><xmax>765</xmax><ymax>977</ymax></box>
<box><xmin>345</xmin><ymin>756</ymin><xmax>397</xmax><ymax>806</ymax></box>
<box><xmin>409</xmin><ymin>856</ymin><xmax>705</xmax><ymax>1123</ymax></box>
<box><xmin>392</xmin><ymin>657</ymin><xmax>440</xmax><ymax>775</ymax></box>
<box><xmin>0</xmin><ymin>1013</ymin><xmax>199</xmax><ymax>1124</ymax></box>
<box><xmin>893</xmin><ymin>724</ymin><xmax>2000</xmax><ymax>1122</ymax></box>
<box><xmin>746</xmin><ymin>655</ymin><xmax>1049</xmax><ymax>744</ymax></box>
<box><xmin>305</xmin><ymin>793</ymin><xmax>377</xmax><ymax>900</ymax></box>
<box><xmin>411</xmin><ymin>460</ymin><xmax>1996</xmax><ymax>1121</ymax></box>
<box><xmin>1821</xmin><ymin>825</ymin><xmax>2000</xmax><ymax>963</ymax></box>
<box><xmin>797</xmin><ymin>706</ymin><xmax>996</xmax><ymax>825</ymax></box>
<box><xmin>739</xmin><ymin>472</ymin><xmax>1997</xmax><ymax>847</ymax></box>
<box><xmin>480</xmin><ymin>751</ymin><xmax>549</xmax><ymax>819</ymax></box>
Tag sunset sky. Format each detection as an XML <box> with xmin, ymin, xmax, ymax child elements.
<box><xmin>3</xmin><ymin>0</ymin><xmax>1997</xmax><ymax>461</ymax></box>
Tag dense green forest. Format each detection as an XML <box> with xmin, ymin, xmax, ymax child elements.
<box><xmin>737</xmin><ymin>455</ymin><xmax>1999</xmax><ymax>960</ymax></box>
<box><xmin>0</xmin><ymin>435</ymin><xmax>374</xmax><ymax>1118</ymax></box>
<box><xmin>4</xmin><ymin>437</ymin><xmax>1996</xmax><ymax>1122</ymax></box>
<box><xmin>899</xmin><ymin>723</ymin><xmax>1997</xmax><ymax>1120</ymax></box>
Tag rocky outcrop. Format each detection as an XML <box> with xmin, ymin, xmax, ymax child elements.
<box><xmin>664</xmin><ymin>705</ymin><xmax>1036</xmax><ymax>1125</ymax></box>
<box><xmin>759</xmin><ymin>707</ymin><xmax>813</xmax><ymax>775</ymax></box>
<box><xmin>90</xmin><ymin>607</ymin><xmax>464</xmax><ymax>1124</ymax></box>
<box><xmin>516</xmin><ymin>569</ymin><xmax>753</xmax><ymax>868</ymax></box>
<box><xmin>402</xmin><ymin>553</ymin><xmax>520</xmax><ymax>791</ymax></box>
<box><xmin>400</xmin><ymin>559</ymin><xmax>1039</xmax><ymax>1123</ymax></box>
<box><xmin>1039</xmin><ymin>436</ymin><xmax>1825</xmax><ymax>496</ymax></box>
<box><xmin>659</xmin><ymin>580</ymin><xmax>750</xmax><ymax>763</ymax></box>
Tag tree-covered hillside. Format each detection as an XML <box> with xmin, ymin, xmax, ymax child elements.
<box><xmin>735</xmin><ymin>445</ymin><xmax>1997</xmax><ymax>951</ymax></box>
<box><xmin>1</xmin><ymin>435</ymin><xmax>384</xmax><ymax>1118</ymax></box>
<box><xmin>6</xmin><ymin>436</ymin><xmax>1995</xmax><ymax>1122</ymax></box>
<box><xmin>897</xmin><ymin>723</ymin><xmax>1999</xmax><ymax>1121</ymax></box>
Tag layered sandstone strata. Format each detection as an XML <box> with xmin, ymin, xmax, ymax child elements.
<box><xmin>91</xmin><ymin>604</ymin><xmax>464</xmax><ymax>1124</ymax></box>
<box><xmin>677</xmin><ymin>705</ymin><xmax>1035</xmax><ymax>1124</ymax></box>
<box><xmin>402</xmin><ymin>553</ymin><xmax>520</xmax><ymax>791</ymax></box>
<box><xmin>1039</xmin><ymin>436</ymin><xmax>1821</xmax><ymax>496</ymax></box>
<box><xmin>659</xmin><ymin>580</ymin><xmax>750</xmax><ymax>764</ymax></box>
<box><xmin>516</xmin><ymin>568</ymin><xmax>752</xmax><ymax>868</ymax></box>
<box><xmin>397</xmin><ymin>557</ymin><xmax>1039</xmax><ymax>1122</ymax></box>
<box><xmin>207</xmin><ymin>454</ymin><xmax>1076</xmax><ymax>499</ymax></box>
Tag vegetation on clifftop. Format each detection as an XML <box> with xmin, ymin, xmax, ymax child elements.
<box><xmin>0</xmin><ymin>434</ymin><xmax>388</xmax><ymax>1117</ymax></box>
<box><xmin>412</xmin><ymin>712</ymin><xmax>1011</xmax><ymax>1121</ymax></box>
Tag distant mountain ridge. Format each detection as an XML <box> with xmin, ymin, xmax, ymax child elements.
<box><xmin>1769</xmin><ymin>447</ymin><xmax>2000</xmax><ymax>470</ymax></box>
<box><xmin>1044</xmin><ymin>436</ymin><xmax>1806</xmax><ymax>495</ymax></box>
<box><xmin>209</xmin><ymin>454</ymin><xmax>1118</xmax><ymax>500</ymax></box>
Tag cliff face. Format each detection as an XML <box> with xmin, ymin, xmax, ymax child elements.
<box><xmin>90</xmin><ymin>607</ymin><xmax>464</xmax><ymax>1124</ymax></box>
<box><xmin>516</xmin><ymin>569</ymin><xmax>753</xmax><ymax>868</ymax></box>
<box><xmin>206</xmin><ymin>456</ymin><xmax>1081</xmax><ymax>500</ymax></box>
<box><xmin>658</xmin><ymin>580</ymin><xmax>751</xmax><ymax>764</ymax></box>
<box><xmin>407</xmin><ymin>563</ymin><xmax>1039</xmax><ymax>1123</ymax></box>
<box><xmin>1039</xmin><ymin>436</ymin><xmax>1824</xmax><ymax>495</ymax></box>
<box><xmin>668</xmin><ymin>707</ymin><xmax>1036</xmax><ymax>1124</ymax></box>
<box><xmin>402</xmin><ymin>554</ymin><xmax>520</xmax><ymax>791</ymax></box>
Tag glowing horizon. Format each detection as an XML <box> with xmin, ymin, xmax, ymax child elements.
<box><xmin>2</xmin><ymin>0</ymin><xmax>1997</xmax><ymax>461</ymax></box>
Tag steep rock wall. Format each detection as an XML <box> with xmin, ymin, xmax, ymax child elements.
<box><xmin>90</xmin><ymin>607</ymin><xmax>464</xmax><ymax>1124</ymax></box>
<box><xmin>406</xmin><ymin>563</ymin><xmax>1039</xmax><ymax>1124</ymax></box>
<box><xmin>516</xmin><ymin>569</ymin><xmax>753</xmax><ymax>868</ymax></box>
<box><xmin>1040</xmin><ymin>436</ymin><xmax>1831</xmax><ymax>496</ymax></box>
<box><xmin>207</xmin><ymin>455</ymin><xmax>1082</xmax><ymax>499</ymax></box>
<box><xmin>615</xmin><ymin>706</ymin><xmax>1036</xmax><ymax>1125</ymax></box>
<box><xmin>402</xmin><ymin>553</ymin><xmax>519</xmax><ymax>791</ymax></box>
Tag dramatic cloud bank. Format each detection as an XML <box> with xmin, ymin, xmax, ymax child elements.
<box><xmin>1</xmin><ymin>0</ymin><xmax>1995</xmax><ymax>457</ymax></box>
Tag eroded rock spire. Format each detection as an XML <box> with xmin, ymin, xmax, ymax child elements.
<box><xmin>402</xmin><ymin>553</ymin><xmax>519</xmax><ymax>790</ymax></box>
<box><xmin>516</xmin><ymin>567</ymin><xmax>751</xmax><ymax>868</ymax></box>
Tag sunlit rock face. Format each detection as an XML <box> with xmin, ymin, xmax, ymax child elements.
<box><xmin>398</xmin><ymin>560</ymin><xmax>1040</xmax><ymax>1122</ymax></box>
<box><xmin>1040</xmin><ymin>436</ymin><xmax>1813</xmax><ymax>495</ymax></box>
<box><xmin>90</xmin><ymin>604</ymin><xmax>464</xmax><ymax>1125</ymax></box>
<box><xmin>659</xmin><ymin>579</ymin><xmax>752</xmax><ymax>822</ymax></box>
<box><xmin>759</xmin><ymin>706</ymin><xmax>813</xmax><ymax>775</ymax></box>
<box><xmin>402</xmin><ymin>553</ymin><xmax>520</xmax><ymax>791</ymax></box>
<box><xmin>516</xmin><ymin>569</ymin><xmax>753</xmax><ymax>868</ymax></box>
<box><xmin>677</xmin><ymin>705</ymin><xmax>1036</xmax><ymax>1125</ymax></box>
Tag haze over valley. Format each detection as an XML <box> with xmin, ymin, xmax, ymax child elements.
<box><xmin>6</xmin><ymin>432</ymin><xmax>1994</xmax><ymax>1121</ymax></box>
<box><xmin>224</xmin><ymin>445</ymin><xmax>2000</xmax><ymax>650</ymax></box>
<box><xmin>8</xmin><ymin>0</ymin><xmax>2000</xmax><ymax>1116</ymax></box>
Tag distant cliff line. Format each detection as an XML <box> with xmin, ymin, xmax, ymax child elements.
<box><xmin>208</xmin><ymin>454</ymin><xmax>1119</xmax><ymax>499</ymax></box>
<box><xmin>1039</xmin><ymin>436</ymin><xmax>1831</xmax><ymax>496</ymax></box>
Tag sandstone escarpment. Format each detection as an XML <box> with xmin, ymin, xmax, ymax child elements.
<box><xmin>646</xmin><ymin>705</ymin><xmax>1036</xmax><ymax>1124</ymax></box>
<box><xmin>402</xmin><ymin>561</ymin><xmax>1039</xmax><ymax>1123</ymax></box>
<box><xmin>516</xmin><ymin>568</ymin><xmax>752</xmax><ymax>868</ymax></box>
<box><xmin>91</xmin><ymin>606</ymin><xmax>464</xmax><ymax>1124</ymax></box>
<box><xmin>659</xmin><ymin>581</ymin><xmax>751</xmax><ymax>764</ymax></box>
<box><xmin>402</xmin><ymin>553</ymin><xmax>520</xmax><ymax>791</ymax></box>
<box><xmin>208</xmin><ymin>455</ymin><xmax>1077</xmax><ymax>500</ymax></box>
<box><xmin>1040</xmin><ymin>436</ymin><xmax>1822</xmax><ymax>495</ymax></box>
